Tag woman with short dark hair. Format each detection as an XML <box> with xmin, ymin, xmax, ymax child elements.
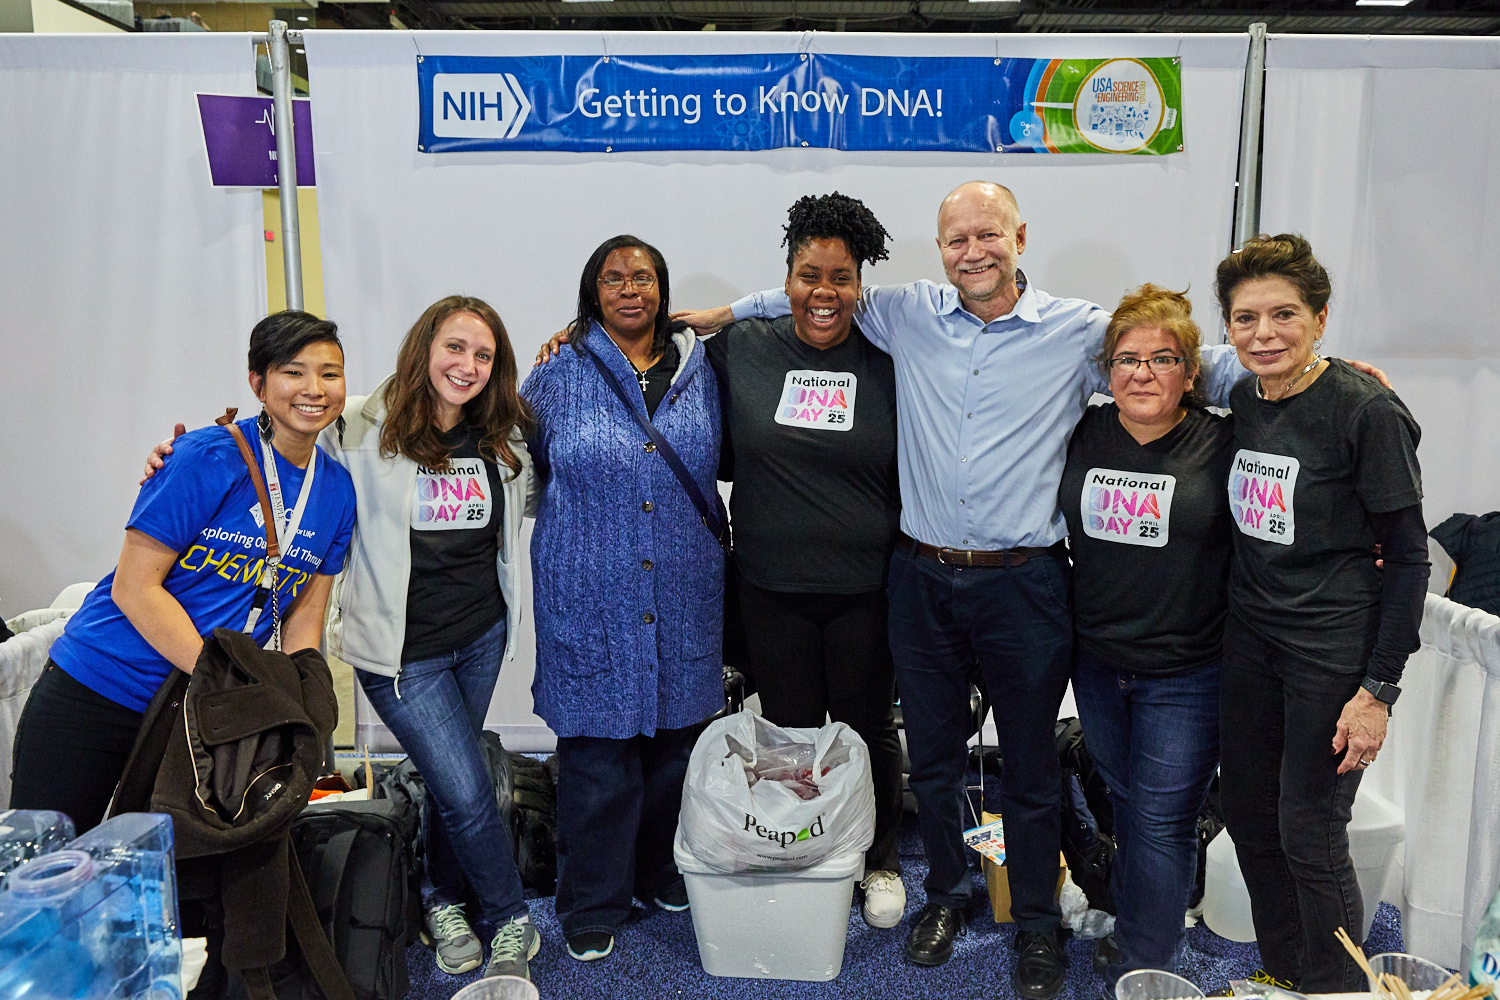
<box><xmin>14</xmin><ymin>310</ymin><xmax>357</xmax><ymax>834</ymax></box>
<box><xmin>1214</xmin><ymin>234</ymin><xmax>1427</xmax><ymax>992</ymax></box>
<box><xmin>523</xmin><ymin>235</ymin><xmax>724</xmax><ymax>964</ymax></box>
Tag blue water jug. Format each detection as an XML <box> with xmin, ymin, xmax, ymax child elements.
<box><xmin>0</xmin><ymin>813</ymin><xmax>181</xmax><ymax>1000</ymax></box>
<box><xmin>0</xmin><ymin>808</ymin><xmax>76</xmax><ymax>880</ymax></box>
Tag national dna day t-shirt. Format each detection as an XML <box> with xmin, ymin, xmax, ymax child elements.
<box><xmin>1060</xmin><ymin>403</ymin><xmax>1235</xmax><ymax>673</ymax></box>
<box><xmin>706</xmin><ymin>315</ymin><xmax>899</xmax><ymax>593</ymax></box>
<box><xmin>401</xmin><ymin>422</ymin><xmax>508</xmax><ymax>662</ymax></box>
<box><xmin>50</xmin><ymin>417</ymin><xmax>357</xmax><ymax>712</ymax></box>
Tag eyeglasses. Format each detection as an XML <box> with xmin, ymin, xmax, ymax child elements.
<box><xmin>598</xmin><ymin>274</ymin><xmax>657</xmax><ymax>292</ymax></box>
<box><xmin>1109</xmin><ymin>356</ymin><xmax>1185</xmax><ymax>373</ymax></box>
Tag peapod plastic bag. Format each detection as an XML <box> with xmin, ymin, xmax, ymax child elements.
<box><xmin>674</xmin><ymin>711</ymin><xmax>875</xmax><ymax>873</ymax></box>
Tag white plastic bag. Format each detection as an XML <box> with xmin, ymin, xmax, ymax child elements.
<box><xmin>675</xmin><ymin>711</ymin><xmax>875</xmax><ymax>873</ymax></box>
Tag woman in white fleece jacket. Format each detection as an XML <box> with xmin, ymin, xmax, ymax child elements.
<box><xmin>152</xmin><ymin>295</ymin><xmax>544</xmax><ymax>983</ymax></box>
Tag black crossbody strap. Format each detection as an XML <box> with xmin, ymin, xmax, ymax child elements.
<box><xmin>585</xmin><ymin>348</ymin><xmax>730</xmax><ymax>551</ymax></box>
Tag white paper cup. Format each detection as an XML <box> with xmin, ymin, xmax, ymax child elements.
<box><xmin>1116</xmin><ymin>969</ymin><xmax>1206</xmax><ymax>1000</ymax></box>
<box><xmin>451</xmin><ymin>976</ymin><xmax>540</xmax><ymax>1000</ymax></box>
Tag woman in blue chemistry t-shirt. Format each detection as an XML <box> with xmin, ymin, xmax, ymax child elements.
<box><xmin>10</xmin><ymin>310</ymin><xmax>357</xmax><ymax>834</ymax></box>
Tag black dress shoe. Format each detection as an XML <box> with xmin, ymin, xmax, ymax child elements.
<box><xmin>904</xmin><ymin>903</ymin><xmax>966</xmax><ymax>966</ymax></box>
<box><xmin>1092</xmin><ymin>932</ymin><xmax>1122</xmax><ymax>975</ymax></box>
<box><xmin>1014</xmin><ymin>929</ymin><xmax>1067</xmax><ymax>1000</ymax></box>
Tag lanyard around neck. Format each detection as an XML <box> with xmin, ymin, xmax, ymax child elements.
<box><xmin>244</xmin><ymin>434</ymin><xmax>317</xmax><ymax>641</ymax></box>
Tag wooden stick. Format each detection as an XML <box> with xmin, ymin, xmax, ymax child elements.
<box><xmin>1334</xmin><ymin>926</ymin><xmax>1378</xmax><ymax>984</ymax></box>
<box><xmin>1427</xmin><ymin>972</ymin><xmax>1466</xmax><ymax>1000</ymax></box>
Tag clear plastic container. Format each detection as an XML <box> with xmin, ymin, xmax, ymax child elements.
<box><xmin>0</xmin><ymin>813</ymin><xmax>181</xmax><ymax>1000</ymax></box>
<box><xmin>1116</xmin><ymin>969</ymin><xmax>1206</xmax><ymax>1000</ymax></box>
<box><xmin>1367</xmin><ymin>952</ymin><xmax>1455</xmax><ymax>999</ymax></box>
<box><xmin>451</xmin><ymin>976</ymin><xmax>540</xmax><ymax>1000</ymax></box>
<box><xmin>0</xmin><ymin>809</ymin><xmax>76</xmax><ymax>881</ymax></box>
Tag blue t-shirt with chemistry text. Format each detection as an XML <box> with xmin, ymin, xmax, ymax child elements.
<box><xmin>50</xmin><ymin>417</ymin><xmax>357</xmax><ymax>712</ymax></box>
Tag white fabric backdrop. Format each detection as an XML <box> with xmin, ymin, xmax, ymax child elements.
<box><xmin>302</xmin><ymin>29</ymin><xmax>1250</xmax><ymax>748</ymax></box>
<box><xmin>1369</xmin><ymin>596</ymin><xmax>1500</xmax><ymax>969</ymax></box>
<box><xmin>0</xmin><ymin>35</ymin><xmax>266</xmax><ymax>616</ymax></box>
<box><xmin>1260</xmin><ymin>35</ymin><xmax>1500</xmax><ymax>541</ymax></box>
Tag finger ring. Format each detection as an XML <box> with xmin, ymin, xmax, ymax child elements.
<box><xmin>1359</xmin><ymin>758</ymin><xmax>1374</xmax><ymax>766</ymax></box>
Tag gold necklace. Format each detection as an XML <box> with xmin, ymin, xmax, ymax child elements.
<box><xmin>1257</xmin><ymin>355</ymin><xmax>1322</xmax><ymax>401</ymax></box>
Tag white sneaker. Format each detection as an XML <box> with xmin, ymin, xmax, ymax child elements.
<box><xmin>421</xmin><ymin>903</ymin><xmax>483</xmax><ymax>975</ymax></box>
<box><xmin>860</xmin><ymin>870</ymin><xmax>906</xmax><ymax>929</ymax></box>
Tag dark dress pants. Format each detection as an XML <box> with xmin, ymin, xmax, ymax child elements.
<box><xmin>553</xmin><ymin>724</ymin><xmax>697</xmax><ymax>938</ymax></box>
<box><xmin>1219</xmin><ymin>616</ymin><xmax>1367</xmax><ymax>992</ymax></box>
<box><xmin>886</xmin><ymin>544</ymin><xmax>1073</xmax><ymax>931</ymax></box>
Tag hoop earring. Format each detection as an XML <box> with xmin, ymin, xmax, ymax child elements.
<box><xmin>257</xmin><ymin>408</ymin><xmax>274</xmax><ymax>442</ymax></box>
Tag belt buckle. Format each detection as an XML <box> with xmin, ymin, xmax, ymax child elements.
<box><xmin>936</xmin><ymin>547</ymin><xmax>973</xmax><ymax>567</ymax></box>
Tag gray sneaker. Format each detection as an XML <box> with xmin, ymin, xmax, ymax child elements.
<box><xmin>485</xmin><ymin>915</ymin><xmax>541</xmax><ymax>981</ymax></box>
<box><xmin>421</xmin><ymin>903</ymin><xmax>483</xmax><ymax>975</ymax></box>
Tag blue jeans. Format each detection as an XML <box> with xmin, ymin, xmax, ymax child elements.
<box><xmin>1219</xmin><ymin>616</ymin><xmax>1366</xmax><ymax>992</ymax></box>
<box><xmin>886</xmin><ymin>544</ymin><xmax>1073</xmax><ymax>929</ymax></box>
<box><xmin>553</xmin><ymin>726</ymin><xmax>696</xmax><ymax>938</ymax></box>
<box><xmin>1072</xmin><ymin>649</ymin><xmax>1221</xmax><ymax>986</ymax></box>
<box><xmin>356</xmin><ymin>616</ymin><xmax>526</xmax><ymax>926</ymax></box>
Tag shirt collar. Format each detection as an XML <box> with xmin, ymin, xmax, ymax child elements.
<box><xmin>941</xmin><ymin>268</ymin><xmax>1040</xmax><ymax>325</ymax></box>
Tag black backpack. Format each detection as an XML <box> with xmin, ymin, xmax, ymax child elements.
<box><xmin>224</xmin><ymin>798</ymin><xmax>418</xmax><ymax>1000</ymax></box>
<box><xmin>478</xmin><ymin>731</ymin><xmax>559</xmax><ymax>895</ymax></box>
<box><xmin>1055</xmin><ymin>717</ymin><xmax>1118</xmax><ymax>915</ymax></box>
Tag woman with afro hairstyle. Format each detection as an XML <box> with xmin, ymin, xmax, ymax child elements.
<box><xmin>702</xmin><ymin>193</ymin><xmax>907</xmax><ymax>928</ymax></box>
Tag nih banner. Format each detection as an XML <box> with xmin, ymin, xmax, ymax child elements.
<box><xmin>416</xmin><ymin>53</ymin><xmax>1183</xmax><ymax>155</ymax></box>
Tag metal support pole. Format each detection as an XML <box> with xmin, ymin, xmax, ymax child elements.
<box><xmin>268</xmin><ymin>20</ymin><xmax>304</xmax><ymax>312</ymax></box>
<box><xmin>1232</xmin><ymin>22</ymin><xmax>1268</xmax><ymax>250</ymax></box>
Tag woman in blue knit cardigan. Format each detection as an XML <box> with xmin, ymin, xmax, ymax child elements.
<box><xmin>521</xmin><ymin>235</ymin><xmax>724</xmax><ymax>963</ymax></box>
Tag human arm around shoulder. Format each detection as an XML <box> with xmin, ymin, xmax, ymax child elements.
<box><xmin>112</xmin><ymin>529</ymin><xmax>206</xmax><ymax>674</ymax></box>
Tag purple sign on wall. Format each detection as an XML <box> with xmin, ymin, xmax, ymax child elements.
<box><xmin>197</xmin><ymin>94</ymin><xmax>315</xmax><ymax>187</ymax></box>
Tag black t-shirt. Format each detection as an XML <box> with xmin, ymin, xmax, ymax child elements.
<box><xmin>1432</xmin><ymin>511</ymin><xmax>1500</xmax><ymax>617</ymax></box>
<box><xmin>1226</xmin><ymin>359</ymin><xmax>1423</xmax><ymax>673</ymax></box>
<box><xmin>1060</xmin><ymin>403</ymin><xmax>1236</xmax><ymax>674</ymax></box>
<box><xmin>705</xmin><ymin>316</ymin><xmax>900</xmax><ymax>593</ymax></box>
<box><xmin>401</xmin><ymin>422</ymin><xmax>508</xmax><ymax>662</ymax></box>
<box><xmin>639</xmin><ymin>340</ymin><xmax>680</xmax><ymax>419</ymax></box>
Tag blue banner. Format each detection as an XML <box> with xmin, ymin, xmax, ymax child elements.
<box><xmin>416</xmin><ymin>53</ymin><xmax>1184</xmax><ymax>156</ymax></box>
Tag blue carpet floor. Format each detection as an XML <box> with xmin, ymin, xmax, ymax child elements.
<box><xmin>404</xmin><ymin>808</ymin><xmax>1408</xmax><ymax>1000</ymax></box>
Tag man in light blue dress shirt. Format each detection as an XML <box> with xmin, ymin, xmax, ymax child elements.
<box><xmin>690</xmin><ymin>181</ymin><xmax>1247</xmax><ymax>997</ymax></box>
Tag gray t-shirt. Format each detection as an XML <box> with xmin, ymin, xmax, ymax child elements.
<box><xmin>1227</xmin><ymin>359</ymin><xmax>1423</xmax><ymax>673</ymax></box>
<box><xmin>705</xmin><ymin>316</ymin><xmax>899</xmax><ymax>593</ymax></box>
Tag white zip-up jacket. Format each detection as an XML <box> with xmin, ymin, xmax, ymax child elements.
<box><xmin>324</xmin><ymin>375</ymin><xmax>538</xmax><ymax>677</ymax></box>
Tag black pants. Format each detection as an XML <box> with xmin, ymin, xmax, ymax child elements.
<box><xmin>553</xmin><ymin>725</ymin><xmax>696</xmax><ymax>938</ymax></box>
<box><xmin>10</xmin><ymin>661</ymin><xmax>143</xmax><ymax>834</ymax></box>
<box><xmin>737</xmin><ymin>572</ymin><xmax>903</xmax><ymax>873</ymax></box>
<box><xmin>1219</xmin><ymin>617</ymin><xmax>1366</xmax><ymax>992</ymax></box>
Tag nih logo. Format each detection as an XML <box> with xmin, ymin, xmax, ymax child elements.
<box><xmin>432</xmin><ymin>72</ymin><xmax>533</xmax><ymax>139</ymax></box>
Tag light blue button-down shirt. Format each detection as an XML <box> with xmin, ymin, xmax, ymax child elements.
<box><xmin>730</xmin><ymin>273</ymin><xmax>1243</xmax><ymax>550</ymax></box>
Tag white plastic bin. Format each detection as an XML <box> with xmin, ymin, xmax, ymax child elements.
<box><xmin>673</xmin><ymin>841</ymin><xmax>862</xmax><ymax>981</ymax></box>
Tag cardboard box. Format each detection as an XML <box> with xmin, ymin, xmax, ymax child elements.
<box><xmin>979</xmin><ymin>812</ymin><xmax>1067</xmax><ymax>923</ymax></box>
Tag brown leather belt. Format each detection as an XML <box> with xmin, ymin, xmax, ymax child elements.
<box><xmin>898</xmin><ymin>532</ymin><xmax>1063</xmax><ymax>568</ymax></box>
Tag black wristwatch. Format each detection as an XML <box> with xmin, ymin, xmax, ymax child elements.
<box><xmin>1360</xmin><ymin>676</ymin><xmax>1401</xmax><ymax>709</ymax></box>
